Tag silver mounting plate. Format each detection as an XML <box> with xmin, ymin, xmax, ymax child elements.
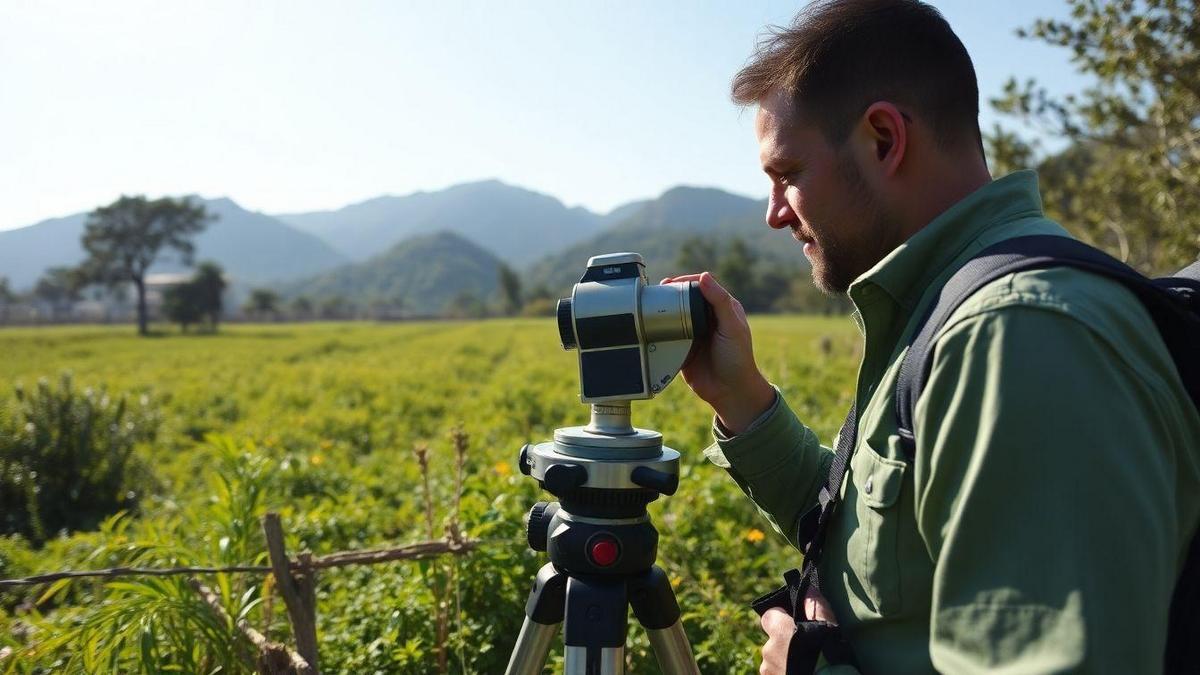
<box><xmin>554</xmin><ymin>425</ymin><xmax>662</xmax><ymax>459</ymax></box>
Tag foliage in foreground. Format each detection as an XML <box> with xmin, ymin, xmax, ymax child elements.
<box><xmin>0</xmin><ymin>374</ymin><xmax>159</xmax><ymax>546</ymax></box>
<box><xmin>0</xmin><ymin>319</ymin><xmax>858</xmax><ymax>673</ymax></box>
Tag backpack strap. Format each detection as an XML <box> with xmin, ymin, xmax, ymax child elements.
<box><xmin>894</xmin><ymin>235</ymin><xmax>1200</xmax><ymax>456</ymax></box>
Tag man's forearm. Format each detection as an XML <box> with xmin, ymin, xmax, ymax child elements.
<box><xmin>704</xmin><ymin>387</ymin><xmax>835</xmax><ymax>549</ymax></box>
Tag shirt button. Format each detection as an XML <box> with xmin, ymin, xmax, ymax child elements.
<box><xmin>864</xmin><ymin>476</ymin><xmax>874</xmax><ymax>495</ymax></box>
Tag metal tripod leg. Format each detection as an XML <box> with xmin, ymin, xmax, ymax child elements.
<box><xmin>563</xmin><ymin>574</ymin><xmax>628</xmax><ymax>674</ymax></box>
<box><xmin>507</xmin><ymin>564</ymin><xmax>566</xmax><ymax>675</ymax></box>
<box><xmin>631</xmin><ymin>566</ymin><xmax>700</xmax><ymax>675</ymax></box>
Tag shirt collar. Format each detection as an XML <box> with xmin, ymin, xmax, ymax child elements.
<box><xmin>849</xmin><ymin>170</ymin><xmax>1045</xmax><ymax>313</ymax></box>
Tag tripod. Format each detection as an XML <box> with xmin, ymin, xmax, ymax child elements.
<box><xmin>506</xmin><ymin>402</ymin><xmax>700</xmax><ymax>675</ymax></box>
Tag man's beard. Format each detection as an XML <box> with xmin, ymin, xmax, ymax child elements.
<box><xmin>810</xmin><ymin>153</ymin><xmax>896</xmax><ymax>295</ymax></box>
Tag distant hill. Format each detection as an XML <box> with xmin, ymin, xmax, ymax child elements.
<box><xmin>275</xmin><ymin>180</ymin><xmax>605</xmax><ymax>265</ymax></box>
<box><xmin>281</xmin><ymin>231</ymin><xmax>505</xmax><ymax>315</ymax></box>
<box><xmin>0</xmin><ymin>212</ymin><xmax>89</xmax><ymax>290</ymax></box>
<box><xmin>526</xmin><ymin>185</ymin><xmax>807</xmax><ymax>294</ymax></box>
<box><xmin>0</xmin><ymin>197</ymin><xmax>347</xmax><ymax>290</ymax></box>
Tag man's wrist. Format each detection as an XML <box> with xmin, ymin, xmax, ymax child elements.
<box><xmin>714</xmin><ymin>376</ymin><xmax>776</xmax><ymax>435</ymax></box>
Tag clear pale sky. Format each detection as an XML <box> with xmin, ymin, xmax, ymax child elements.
<box><xmin>0</xmin><ymin>1</ymin><xmax>1082</xmax><ymax>232</ymax></box>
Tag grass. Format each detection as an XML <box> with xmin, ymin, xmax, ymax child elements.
<box><xmin>0</xmin><ymin>317</ymin><xmax>860</xmax><ymax>673</ymax></box>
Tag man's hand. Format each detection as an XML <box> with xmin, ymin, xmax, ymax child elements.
<box><xmin>760</xmin><ymin>588</ymin><xmax>836</xmax><ymax>675</ymax></box>
<box><xmin>661</xmin><ymin>272</ymin><xmax>775</xmax><ymax>434</ymax></box>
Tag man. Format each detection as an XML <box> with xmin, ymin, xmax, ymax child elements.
<box><xmin>662</xmin><ymin>1</ymin><xmax>1200</xmax><ymax>672</ymax></box>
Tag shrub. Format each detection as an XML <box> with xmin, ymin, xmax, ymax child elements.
<box><xmin>0</xmin><ymin>373</ymin><xmax>159</xmax><ymax>546</ymax></box>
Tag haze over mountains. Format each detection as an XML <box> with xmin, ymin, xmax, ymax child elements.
<box><xmin>0</xmin><ymin>198</ymin><xmax>346</xmax><ymax>289</ymax></box>
<box><xmin>276</xmin><ymin>180</ymin><xmax>612</xmax><ymax>265</ymax></box>
<box><xmin>0</xmin><ymin>179</ymin><xmax>801</xmax><ymax>312</ymax></box>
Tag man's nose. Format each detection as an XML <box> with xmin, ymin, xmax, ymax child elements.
<box><xmin>766</xmin><ymin>194</ymin><xmax>795</xmax><ymax>230</ymax></box>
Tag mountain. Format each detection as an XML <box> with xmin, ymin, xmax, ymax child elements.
<box><xmin>274</xmin><ymin>180</ymin><xmax>605</xmax><ymax>265</ymax></box>
<box><xmin>0</xmin><ymin>213</ymin><xmax>89</xmax><ymax>290</ymax></box>
<box><xmin>281</xmin><ymin>231</ymin><xmax>504</xmax><ymax>315</ymax></box>
<box><xmin>526</xmin><ymin>185</ymin><xmax>807</xmax><ymax>293</ymax></box>
<box><xmin>0</xmin><ymin>198</ymin><xmax>347</xmax><ymax>290</ymax></box>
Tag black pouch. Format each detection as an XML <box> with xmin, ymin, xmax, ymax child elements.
<box><xmin>750</xmin><ymin>568</ymin><xmax>856</xmax><ymax>674</ymax></box>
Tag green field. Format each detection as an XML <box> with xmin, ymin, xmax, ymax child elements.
<box><xmin>0</xmin><ymin>318</ymin><xmax>860</xmax><ymax>673</ymax></box>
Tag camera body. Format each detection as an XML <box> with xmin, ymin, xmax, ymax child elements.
<box><xmin>557</xmin><ymin>253</ymin><xmax>710</xmax><ymax>404</ymax></box>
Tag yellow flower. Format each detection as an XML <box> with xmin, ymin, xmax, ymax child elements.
<box><xmin>745</xmin><ymin>528</ymin><xmax>766</xmax><ymax>543</ymax></box>
<box><xmin>493</xmin><ymin>461</ymin><xmax>512</xmax><ymax>477</ymax></box>
<box><xmin>670</xmin><ymin>575</ymin><xmax>682</xmax><ymax>588</ymax></box>
<box><xmin>310</xmin><ymin>454</ymin><xmax>323</xmax><ymax>466</ymax></box>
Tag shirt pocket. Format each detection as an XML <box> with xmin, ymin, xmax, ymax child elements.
<box><xmin>847</xmin><ymin>439</ymin><xmax>907</xmax><ymax>615</ymax></box>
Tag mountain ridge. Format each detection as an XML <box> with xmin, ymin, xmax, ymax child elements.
<box><xmin>0</xmin><ymin>197</ymin><xmax>346</xmax><ymax>290</ymax></box>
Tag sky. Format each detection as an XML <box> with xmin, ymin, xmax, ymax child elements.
<box><xmin>0</xmin><ymin>0</ymin><xmax>1086</xmax><ymax>232</ymax></box>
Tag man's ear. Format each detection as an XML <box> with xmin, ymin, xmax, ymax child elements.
<box><xmin>854</xmin><ymin>102</ymin><xmax>907</xmax><ymax>178</ymax></box>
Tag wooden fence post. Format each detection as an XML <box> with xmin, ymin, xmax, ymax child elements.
<box><xmin>262</xmin><ymin>513</ymin><xmax>320</xmax><ymax>674</ymax></box>
<box><xmin>188</xmin><ymin>577</ymin><xmax>313</xmax><ymax>675</ymax></box>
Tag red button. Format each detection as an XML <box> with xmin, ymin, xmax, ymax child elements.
<box><xmin>590</xmin><ymin>538</ymin><xmax>619</xmax><ymax>566</ymax></box>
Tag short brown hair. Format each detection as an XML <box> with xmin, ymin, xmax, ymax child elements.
<box><xmin>733</xmin><ymin>0</ymin><xmax>982</xmax><ymax>152</ymax></box>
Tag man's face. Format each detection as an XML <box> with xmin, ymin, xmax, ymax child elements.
<box><xmin>755</xmin><ymin>90</ymin><xmax>897</xmax><ymax>294</ymax></box>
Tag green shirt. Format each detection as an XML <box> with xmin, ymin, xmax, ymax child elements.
<box><xmin>705</xmin><ymin>171</ymin><xmax>1200</xmax><ymax>673</ymax></box>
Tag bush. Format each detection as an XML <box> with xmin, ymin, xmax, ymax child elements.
<box><xmin>0</xmin><ymin>373</ymin><xmax>160</xmax><ymax>546</ymax></box>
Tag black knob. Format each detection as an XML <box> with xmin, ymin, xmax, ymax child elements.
<box><xmin>556</xmin><ymin>298</ymin><xmax>576</xmax><ymax>350</ymax></box>
<box><xmin>631</xmin><ymin>466</ymin><xmax>679</xmax><ymax>496</ymax></box>
<box><xmin>517</xmin><ymin>444</ymin><xmax>532</xmax><ymax>476</ymax></box>
<box><xmin>543</xmin><ymin>463</ymin><xmax>588</xmax><ymax>494</ymax></box>
<box><xmin>526</xmin><ymin>501</ymin><xmax>559</xmax><ymax>551</ymax></box>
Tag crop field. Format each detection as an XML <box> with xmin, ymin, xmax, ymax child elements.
<box><xmin>0</xmin><ymin>317</ymin><xmax>860</xmax><ymax>673</ymax></box>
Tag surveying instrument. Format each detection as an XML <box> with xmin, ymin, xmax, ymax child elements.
<box><xmin>506</xmin><ymin>253</ymin><xmax>710</xmax><ymax>675</ymax></box>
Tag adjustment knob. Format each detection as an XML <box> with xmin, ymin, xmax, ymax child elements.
<box><xmin>556</xmin><ymin>298</ymin><xmax>576</xmax><ymax>350</ymax></box>
<box><xmin>526</xmin><ymin>501</ymin><xmax>559</xmax><ymax>552</ymax></box>
<box><xmin>517</xmin><ymin>444</ymin><xmax>532</xmax><ymax>476</ymax></box>
<box><xmin>543</xmin><ymin>463</ymin><xmax>588</xmax><ymax>494</ymax></box>
<box><xmin>631</xmin><ymin>466</ymin><xmax>679</xmax><ymax>496</ymax></box>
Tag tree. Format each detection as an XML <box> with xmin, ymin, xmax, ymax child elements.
<box><xmin>79</xmin><ymin>195</ymin><xmax>213</xmax><ymax>335</ymax></box>
<box><xmin>992</xmin><ymin>0</ymin><xmax>1200</xmax><ymax>273</ymax></box>
<box><xmin>162</xmin><ymin>282</ymin><xmax>203</xmax><ymax>332</ymax></box>
<box><xmin>34</xmin><ymin>266</ymin><xmax>84</xmax><ymax>320</ymax></box>
<box><xmin>191</xmin><ymin>262</ymin><xmax>226</xmax><ymax>331</ymax></box>
<box><xmin>716</xmin><ymin>238</ymin><xmax>760</xmax><ymax>309</ymax></box>
<box><xmin>289</xmin><ymin>295</ymin><xmax>314</xmax><ymax>320</ymax></box>
<box><xmin>677</xmin><ymin>236</ymin><xmax>720</xmax><ymax>274</ymax></box>
<box><xmin>447</xmin><ymin>291</ymin><xmax>487</xmax><ymax>319</ymax></box>
<box><xmin>318</xmin><ymin>295</ymin><xmax>353</xmax><ymax>320</ymax></box>
<box><xmin>156</xmin><ymin>263</ymin><xmax>224</xmax><ymax>333</ymax></box>
<box><xmin>243</xmin><ymin>288</ymin><xmax>280</xmax><ymax>320</ymax></box>
<box><xmin>497</xmin><ymin>263</ymin><xmax>522</xmax><ymax>316</ymax></box>
<box><xmin>0</xmin><ymin>276</ymin><xmax>15</xmax><ymax>324</ymax></box>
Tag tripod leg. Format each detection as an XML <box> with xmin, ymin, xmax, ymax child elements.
<box><xmin>564</xmin><ymin>575</ymin><xmax>628</xmax><ymax>675</ymax></box>
<box><xmin>630</xmin><ymin>566</ymin><xmax>700</xmax><ymax>675</ymax></box>
<box><xmin>506</xmin><ymin>563</ymin><xmax>566</xmax><ymax>675</ymax></box>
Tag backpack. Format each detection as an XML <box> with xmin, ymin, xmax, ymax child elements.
<box><xmin>753</xmin><ymin>234</ymin><xmax>1200</xmax><ymax>673</ymax></box>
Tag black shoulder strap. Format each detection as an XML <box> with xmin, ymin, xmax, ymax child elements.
<box><xmin>894</xmin><ymin>235</ymin><xmax>1200</xmax><ymax>455</ymax></box>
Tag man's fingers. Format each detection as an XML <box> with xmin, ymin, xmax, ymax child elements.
<box><xmin>661</xmin><ymin>273</ymin><xmax>704</xmax><ymax>284</ymax></box>
<box><xmin>697</xmin><ymin>272</ymin><xmax>742</xmax><ymax>328</ymax></box>
<box><xmin>760</xmin><ymin>607</ymin><xmax>795</xmax><ymax>635</ymax></box>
